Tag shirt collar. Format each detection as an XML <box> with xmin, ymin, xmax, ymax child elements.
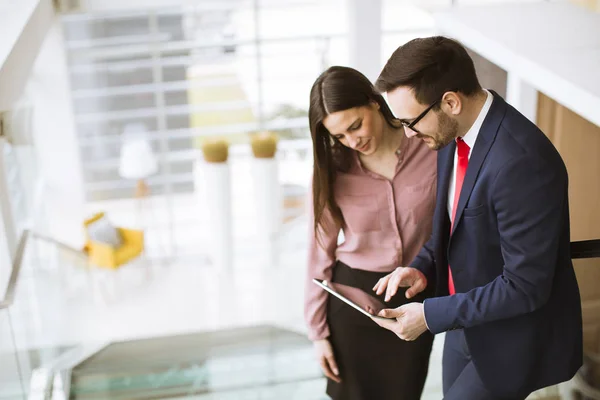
<box><xmin>460</xmin><ymin>89</ymin><xmax>493</xmax><ymax>149</ymax></box>
<box><xmin>352</xmin><ymin>131</ymin><xmax>408</xmax><ymax>176</ymax></box>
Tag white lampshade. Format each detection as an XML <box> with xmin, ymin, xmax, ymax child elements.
<box><xmin>119</xmin><ymin>138</ymin><xmax>158</xmax><ymax>180</ymax></box>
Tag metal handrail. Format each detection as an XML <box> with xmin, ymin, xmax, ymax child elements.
<box><xmin>0</xmin><ymin>229</ymin><xmax>29</xmax><ymax>309</ymax></box>
<box><xmin>0</xmin><ymin>231</ymin><xmax>597</xmax><ymax>310</ymax></box>
<box><xmin>571</xmin><ymin>239</ymin><xmax>600</xmax><ymax>260</ymax></box>
<box><xmin>28</xmin><ymin>232</ymin><xmax>87</xmax><ymax>258</ymax></box>
<box><xmin>0</xmin><ymin>230</ymin><xmax>87</xmax><ymax>310</ymax></box>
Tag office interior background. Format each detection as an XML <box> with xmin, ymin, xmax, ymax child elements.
<box><xmin>0</xmin><ymin>0</ymin><xmax>599</xmax><ymax>398</ymax></box>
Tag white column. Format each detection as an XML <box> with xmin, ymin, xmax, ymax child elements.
<box><xmin>196</xmin><ymin>158</ymin><xmax>233</xmax><ymax>272</ymax></box>
<box><xmin>252</xmin><ymin>158</ymin><xmax>282</xmax><ymax>268</ymax></box>
<box><xmin>0</xmin><ymin>139</ymin><xmax>18</xmax><ymax>261</ymax></box>
<box><xmin>347</xmin><ymin>0</ymin><xmax>382</xmax><ymax>83</ymax></box>
<box><xmin>29</xmin><ymin>20</ymin><xmax>86</xmax><ymax>248</ymax></box>
<box><xmin>506</xmin><ymin>73</ymin><xmax>538</xmax><ymax>124</ymax></box>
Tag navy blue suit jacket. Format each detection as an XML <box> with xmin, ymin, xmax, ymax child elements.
<box><xmin>412</xmin><ymin>92</ymin><xmax>582</xmax><ymax>398</ymax></box>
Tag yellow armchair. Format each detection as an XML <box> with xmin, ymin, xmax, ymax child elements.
<box><xmin>83</xmin><ymin>213</ymin><xmax>144</xmax><ymax>269</ymax></box>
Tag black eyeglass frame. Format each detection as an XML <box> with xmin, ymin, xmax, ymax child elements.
<box><xmin>400</xmin><ymin>89</ymin><xmax>458</xmax><ymax>133</ymax></box>
<box><xmin>400</xmin><ymin>99</ymin><xmax>440</xmax><ymax>134</ymax></box>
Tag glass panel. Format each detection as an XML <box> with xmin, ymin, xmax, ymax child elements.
<box><xmin>87</xmin><ymin>186</ymin><xmax>167</xmax><ymax>201</ymax></box>
<box><xmin>79</xmin><ymin>138</ymin><xmax>160</xmax><ymax>163</ymax></box>
<box><xmin>162</xmin><ymin>64</ymin><xmax>189</xmax><ymax>83</ymax></box>
<box><xmin>63</xmin><ymin>14</ymin><xmax>151</xmax><ymax>43</ymax></box>
<box><xmin>62</xmin><ymin>2</ymin><xmax>337</xmax><ymax>203</ymax></box>
<box><xmin>167</xmin><ymin>137</ymin><xmax>193</xmax><ymax>152</ymax></box>
<box><xmin>68</xmin><ymin>326</ymin><xmax>323</xmax><ymax>400</ymax></box>
<box><xmin>70</xmin><ymin>62</ymin><xmax>155</xmax><ymax>90</ymax></box>
<box><xmin>172</xmin><ymin>181</ymin><xmax>194</xmax><ymax>194</ymax></box>
<box><xmin>165</xmin><ymin>114</ymin><xmax>190</xmax><ymax>131</ymax></box>
<box><xmin>0</xmin><ymin>213</ymin><xmax>12</xmax><ymax>297</ymax></box>
<box><xmin>164</xmin><ymin>90</ymin><xmax>189</xmax><ymax>107</ymax></box>
<box><xmin>83</xmin><ymin>167</ymin><xmax>122</xmax><ymax>183</ymax></box>
<box><xmin>168</xmin><ymin>159</ymin><xmax>194</xmax><ymax>174</ymax></box>
<box><xmin>73</xmin><ymin>92</ymin><xmax>157</xmax><ymax>114</ymax></box>
<box><xmin>157</xmin><ymin>13</ymin><xmax>186</xmax><ymax>41</ymax></box>
<box><xmin>3</xmin><ymin>233</ymin><xmax>92</xmax><ymax>399</ymax></box>
<box><xmin>3</xmin><ymin>145</ymin><xmax>25</xmax><ymax>236</ymax></box>
<box><xmin>0</xmin><ymin>310</ymin><xmax>25</xmax><ymax>400</ymax></box>
<box><xmin>77</xmin><ymin>117</ymin><xmax>159</xmax><ymax>140</ymax></box>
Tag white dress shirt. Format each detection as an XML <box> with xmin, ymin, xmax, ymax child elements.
<box><xmin>447</xmin><ymin>89</ymin><xmax>494</xmax><ymax>217</ymax></box>
<box><xmin>423</xmin><ymin>90</ymin><xmax>494</xmax><ymax>330</ymax></box>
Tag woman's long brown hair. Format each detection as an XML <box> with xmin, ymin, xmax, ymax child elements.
<box><xmin>309</xmin><ymin>66</ymin><xmax>400</xmax><ymax>244</ymax></box>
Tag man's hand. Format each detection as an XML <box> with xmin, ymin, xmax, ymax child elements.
<box><xmin>373</xmin><ymin>267</ymin><xmax>427</xmax><ymax>302</ymax></box>
<box><xmin>372</xmin><ymin>302</ymin><xmax>428</xmax><ymax>341</ymax></box>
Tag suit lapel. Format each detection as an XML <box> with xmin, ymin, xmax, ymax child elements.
<box><xmin>438</xmin><ymin>141</ymin><xmax>455</xmax><ymax>213</ymax></box>
<box><xmin>450</xmin><ymin>91</ymin><xmax>507</xmax><ymax>236</ymax></box>
<box><xmin>434</xmin><ymin>140</ymin><xmax>455</xmax><ymax>247</ymax></box>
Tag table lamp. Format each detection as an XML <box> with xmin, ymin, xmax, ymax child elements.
<box><xmin>118</xmin><ymin>124</ymin><xmax>158</xmax><ymax>198</ymax></box>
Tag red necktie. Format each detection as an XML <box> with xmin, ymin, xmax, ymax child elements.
<box><xmin>448</xmin><ymin>137</ymin><xmax>470</xmax><ymax>295</ymax></box>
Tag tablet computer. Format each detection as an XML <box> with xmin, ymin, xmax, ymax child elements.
<box><xmin>312</xmin><ymin>279</ymin><xmax>395</xmax><ymax>320</ymax></box>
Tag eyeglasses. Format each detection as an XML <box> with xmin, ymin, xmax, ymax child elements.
<box><xmin>400</xmin><ymin>99</ymin><xmax>440</xmax><ymax>134</ymax></box>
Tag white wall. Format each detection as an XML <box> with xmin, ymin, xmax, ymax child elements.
<box><xmin>29</xmin><ymin>20</ymin><xmax>87</xmax><ymax>247</ymax></box>
<box><xmin>80</xmin><ymin>0</ymin><xmax>193</xmax><ymax>12</ymax></box>
<box><xmin>0</xmin><ymin>0</ymin><xmax>53</xmax><ymax>111</ymax></box>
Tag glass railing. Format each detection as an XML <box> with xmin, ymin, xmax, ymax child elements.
<box><xmin>0</xmin><ymin>232</ymin><xmax>29</xmax><ymax>400</ymax></box>
<box><xmin>67</xmin><ymin>326</ymin><xmax>324</xmax><ymax>400</ymax></box>
<box><xmin>0</xmin><ymin>230</ymin><xmax>92</xmax><ymax>400</ymax></box>
<box><xmin>0</xmin><ymin>309</ymin><xmax>25</xmax><ymax>400</ymax></box>
<box><xmin>0</xmin><ymin>226</ymin><xmax>325</xmax><ymax>400</ymax></box>
<box><xmin>5</xmin><ymin>223</ymin><xmax>597</xmax><ymax>399</ymax></box>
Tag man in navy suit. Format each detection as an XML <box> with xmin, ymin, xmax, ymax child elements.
<box><xmin>371</xmin><ymin>36</ymin><xmax>582</xmax><ymax>399</ymax></box>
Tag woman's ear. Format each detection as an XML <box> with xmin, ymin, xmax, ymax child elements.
<box><xmin>370</xmin><ymin>100</ymin><xmax>381</xmax><ymax>110</ymax></box>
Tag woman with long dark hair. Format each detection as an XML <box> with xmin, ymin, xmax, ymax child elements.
<box><xmin>305</xmin><ymin>66</ymin><xmax>437</xmax><ymax>400</ymax></box>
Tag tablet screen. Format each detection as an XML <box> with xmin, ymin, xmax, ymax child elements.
<box><xmin>313</xmin><ymin>279</ymin><xmax>393</xmax><ymax>319</ymax></box>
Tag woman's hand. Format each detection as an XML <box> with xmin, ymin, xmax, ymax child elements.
<box><xmin>313</xmin><ymin>338</ymin><xmax>341</xmax><ymax>383</ymax></box>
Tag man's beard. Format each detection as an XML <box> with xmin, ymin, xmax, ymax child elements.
<box><xmin>418</xmin><ymin>112</ymin><xmax>459</xmax><ymax>151</ymax></box>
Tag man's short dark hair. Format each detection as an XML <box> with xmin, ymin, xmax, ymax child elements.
<box><xmin>375</xmin><ymin>36</ymin><xmax>481</xmax><ymax>105</ymax></box>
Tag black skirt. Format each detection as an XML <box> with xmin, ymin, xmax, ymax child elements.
<box><xmin>326</xmin><ymin>261</ymin><xmax>434</xmax><ymax>400</ymax></box>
